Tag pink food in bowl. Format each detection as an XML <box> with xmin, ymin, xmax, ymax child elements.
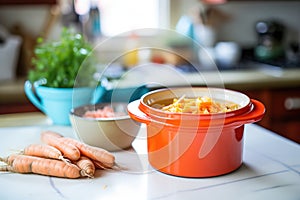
<box><xmin>83</xmin><ymin>106</ymin><xmax>126</xmax><ymax>119</ymax></box>
<box><xmin>70</xmin><ymin>103</ymin><xmax>141</xmax><ymax>151</ymax></box>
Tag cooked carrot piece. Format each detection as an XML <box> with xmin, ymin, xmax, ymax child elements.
<box><xmin>0</xmin><ymin>154</ymin><xmax>84</xmax><ymax>179</ymax></box>
<box><xmin>41</xmin><ymin>131</ymin><xmax>81</xmax><ymax>161</ymax></box>
<box><xmin>199</xmin><ymin>101</ymin><xmax>212</xmax><ymax>109</ymax></box>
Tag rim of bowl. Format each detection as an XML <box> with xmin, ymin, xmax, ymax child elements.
<box><xmin>139</xmin><ymin>87</ymin><xmax>251</xmax><ymax>118</ymax></box>
<box><xmin>70</xmin><ymin>102</ymin><xmax>131</xmax><ymax>121</ymax></box>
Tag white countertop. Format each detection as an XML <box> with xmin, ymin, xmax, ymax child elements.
<box><xmin>0</xmin><ymin>113</ymin><xmax>299</xmax><ymax>200</ymax></box>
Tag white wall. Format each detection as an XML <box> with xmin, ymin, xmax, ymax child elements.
<box><xmin>216</xmin><ymin>1</ymin><xmax>300</xmax><ymax>46</ymax></box>
<box><xmin>171</xmin><ymin>0</ymin><xmax>300</xmax><ymax>47</ymax></box>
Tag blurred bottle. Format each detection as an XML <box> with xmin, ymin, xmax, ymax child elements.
<box><xmin>88</xmin><ymin>0</ymin><xmax>101</xmax><ymax>41</ymax></box>
<box><xmin>254</xmin><ymin>20</ymin><xmax>285</xmax><ymax>61</ymax></box>
<box><xmin>123</xmin><ymin>32</ymin><xmax>139</xmax><ymax>68</ymax></box>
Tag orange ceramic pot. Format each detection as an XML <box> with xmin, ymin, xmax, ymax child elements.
<box><xmin>127</xmin><ymin>87</ymin><xmax>265</xmax><ymax>177</ymax></box>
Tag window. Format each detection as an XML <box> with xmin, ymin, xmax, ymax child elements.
<box><xmin>98</xmin><ymin>0</ymin><xmax>169</xmax><ymax>36</ymax></box>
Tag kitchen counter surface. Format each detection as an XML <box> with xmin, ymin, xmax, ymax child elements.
<box><xmin>1</xmin><ymin>67</ymin><xmax>300</xmax><ymax>104</ymax></box>
<box><xmin>0</xmin><ymin>113</ymin><xmax>299</xmax><ymax>200</ymax></box>
<box><xmin>109</xmin><ymin>67</ymin><xmax>300</xmax><ymax>90</ymax></box>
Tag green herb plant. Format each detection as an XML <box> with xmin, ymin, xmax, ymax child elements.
<box><xmin>29</xmin><ymin>28</ymin><xmax>96</xmax><ymax>88</ymax></box>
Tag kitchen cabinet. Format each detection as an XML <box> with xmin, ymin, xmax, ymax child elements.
<box><xmin>229</xmin><ymin>0</ymin><xmax>300</xmax><ymax>1</ymax></box>
<box><xmin>243</xmin><ymin>87</ymin><xmax>300</xmax><ymax>144</ymax></box>
<box><xmin>0</xmin><ymin>0</ymin><xmax>56</xmax><ymax>5</ymax></box>
<box><xmin>0</xmin><ymin>102</ymin><xmax>39</xmax><ymax>114</ymax></box>
<box><xmin>0</xmin><ymin>78</ymin><xmax>39</xmax><ymax>114</ymax></box>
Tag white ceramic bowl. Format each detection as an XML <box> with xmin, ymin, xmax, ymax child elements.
<box><xmin>70</xmin><ymin>103</ymin><xmax>141</xmax><ymax>151</ymax></box>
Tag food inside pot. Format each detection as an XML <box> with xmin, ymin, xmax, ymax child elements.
<box><xmin>157</xmin><ymin>95</ymin><xmax>240</xmax><ymax>114</ymax></box>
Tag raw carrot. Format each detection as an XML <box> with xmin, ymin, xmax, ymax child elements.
<box><xmin>41</xmin><ymin>130</ymin><xmax>63</xmax><ymax>138</ymax></box>
<box><xmin>92</xmin><ymin>160</ymin><xmax>122</xmax><ymax>170</ymax></box>
<box><xmin>42</xmin><ymin>130</ymin><xmax>115</xmax><ymax>168</ymax></box>
<box><xmin>92</xmin><ymin>160</ymin><xmax>109</xmax><ymax>170</ymax></box>
<box><xmin>75</xmin><ymin>156</ymin><xmax>95</xmax><ymax>178</ymax></box>
<box><xmin>59</xmin><ymin>137</ymin><xmax>115</xmax><ymax>168</ymax></box>
<box><xmin>22</xmin><ymin>144</ymin><xmax>70</xmax><ymax>163</ymax></box>
<box><xmin>41</xmin><ymin>131</ymin><xmax>80</xmax><ymax>161</ymax></box>
<box><xmin>0</xmin><ymin>154</ymin><xmax>85</xmax><ymax>179</ymax></box>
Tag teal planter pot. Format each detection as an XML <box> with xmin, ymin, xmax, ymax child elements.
<box><xmin>24</xmin><ymin>80</ymin><xmax>100</xmax><ymax>125</ymax></box>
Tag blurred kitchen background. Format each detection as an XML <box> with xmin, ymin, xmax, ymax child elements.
<box><xmin>0</xmin><ymin>0</ymin><xmax>300</xmax><ymax>143</ymax></box>
<box><xmin>1</xmin><ymin>0</ymin><xmax>300</xmax><ymax>76</ymax></box>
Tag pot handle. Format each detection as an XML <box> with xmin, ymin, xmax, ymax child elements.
<box><xmin>127</xmin><ymin>100</ymin><xmax>151</xmax><ymax>124</ymax></box>
<box><xmin>24</xmin><ymin>80</ymin><xmax>46</xmax><ymax>113</ymax></box>
<box><xmin>226</xmin><ymin>99</ymin><xmax>265</xmax><ymax>125</ymax></box>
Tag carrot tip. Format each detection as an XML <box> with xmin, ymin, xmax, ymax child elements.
<box><xmin>111</xmin><ymin>162</ymin><xmax>127</xmax><ymax>171</ymax></box>
<box><xmin>80</xmin><ymin>170</ymin><xmax>94</xmax><ymax>178</ymax></box>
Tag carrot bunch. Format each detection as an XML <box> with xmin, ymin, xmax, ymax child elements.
<box><xmin>0</xmin><ymin>130</ymin><xmax>115</xmax><ymax>179</ymax></box>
